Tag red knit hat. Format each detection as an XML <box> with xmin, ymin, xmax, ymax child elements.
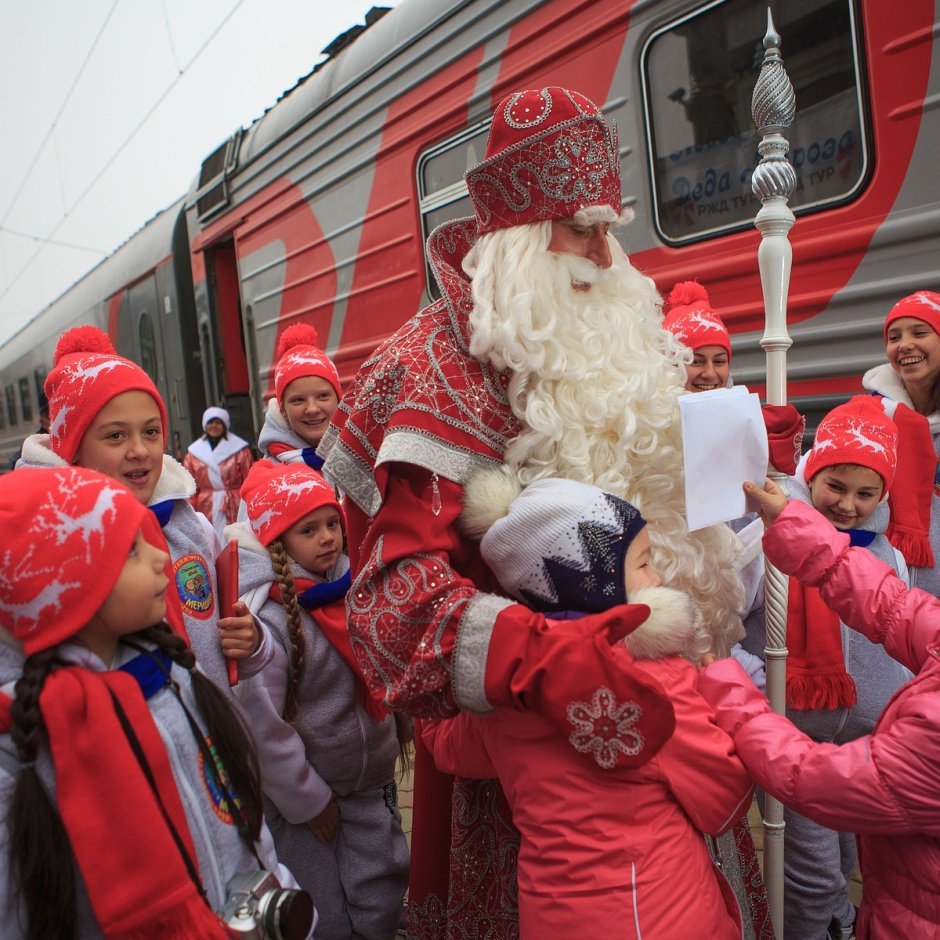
<box><xmin>44</xmin><ymin>326</ymin><xmax>168</xmax><ymax>462</ymax></box>
<box><xmin>883</xmin><ymin>290</ymin><xmax>940</xmax><ymax>341</ymax></box>
<box><xmin>0</xmin><ymin>467</ymin><xmax>147</xmax><ymax>654</ymax></box>
<box><xmin>466</xmin><ymin>87</ymin><xmax>622</xmax><ymax>236</ymax></box>
<box><xmin>274</xmin><ymin>323</ymin><xmax>341</xmax><ymax>404</ymax></box>
<box><xmin>804</xmin><ymin>396</ymin><xmax>898</xmax><ymax>491</ymax></box>
<box><xmin>662</xmin><ymin>282</ymin><xmax>732</xmax><ymax>357</ymax></box>
<box><xmin>242</xmin><ymin>459</ymin><xmax>342</xmax><ymax>546</ymax></box>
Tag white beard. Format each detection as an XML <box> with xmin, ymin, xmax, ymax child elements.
<box><xmin>465</xmin><ymin>221</ymin><xmax>744</xmax><ymax>655</ymax></box>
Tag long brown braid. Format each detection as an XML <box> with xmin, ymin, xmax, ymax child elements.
<box><xmin>9</xmin><ymin>648</ymin><xmax>78</xmax><ymax>940</ymax></box>
<box><xmin>6</xmin><ymin>624</ymin><xmax>265</xmax><ymax>939</ymax></box>
<box><xmin>269</xmin><ymin>539</ymin><xmax>306</xmax><ymax>722</ymax></box>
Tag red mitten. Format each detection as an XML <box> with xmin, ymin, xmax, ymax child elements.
<box><xmin>762</xmin><ymin>403</ymin><xmax>805</xmax><ymax>475</ymax></box>
<box><xmin>484</xmin><ymin>603</ymin><xmax>676</xmax><ymax>769</ymax></box>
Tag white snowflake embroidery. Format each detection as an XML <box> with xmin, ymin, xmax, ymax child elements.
<box><xmin>567</xmin><ymin>686</ymin><xmax>644</xmax><ymax>769</ymax></box>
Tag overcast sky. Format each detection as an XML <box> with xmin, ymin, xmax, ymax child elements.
<box><xmin>0</xmin><ymin>0</ymin><xmax>402</xmax><ymax>347</ymax></box>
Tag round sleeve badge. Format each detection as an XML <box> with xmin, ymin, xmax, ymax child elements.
<box><xmin>172</xmin><ymin>553</ymin><xmax>215</xmax><ymax>620</ymax></box>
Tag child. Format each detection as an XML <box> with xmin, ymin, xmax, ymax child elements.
<box><xmin>740</xmin><ymin>396</ymin><xmax>913</xmax><ymax>940</ymax></box>
<box><xmin>17</xmin><ymin>326</ymin><xmax>256</xmax><ymax>690</ymax></box>
<box><xmin>701</xmin><ymin>476</ymin><xmax>940</xmax><ymax>940</ymax></box>
<box><xmin>229</xmin><ymin>459</ymin><xmax>409</xmax><ymax>938</ymax></box>
<box><xmin>0</xmin><ymin>466</ymin><xmax>313</xmax><ymax>939</ymax></box>
<box><xmin>421</xmin><ymin>471</ymin><xmax>754</xmax><ymax>938</ymax></box>
<box><xmin>183</xmin><ymin>405</ymin><xmax>254</xmax><ymax>538</ymax></box>
<box><xmin>663</xmin><ymin>280</ymin><xmax>733</xmax><ymax>393</ymax></box>
<box><xmin>258</xmin><ymin>323</ymin><xmax>341</xmax><ymax>469</ymax></box>
<box><xmin>862</xmin><ymin>290</ymin><xmax>940</xmax><ymax>596</ymax></box>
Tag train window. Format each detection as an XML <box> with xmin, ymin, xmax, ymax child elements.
<box><xmin>5</xmin><ymin>384</ymin><xmax>16</xmax><ymax>426</ymax></box>
<box><xmin>139</xmin><ymin>314</ymin><xmax>159</xmax><ymax>383</ymax></box>
<box><xmin>417</xmin><ymin>121</ymin><xmax>490</xmax><ymax>298</ymax></box>
<box><xmin>196</xmin><ymin>130</ymin><xmax>242</xmax><ymax>221</ymax></box>
<box><xmin>19</xmin><ymin>378</ymin><xmax>32</xmax><ymax>424</ymax></box>
<box><xmin>642</xmin><ymin>0</ymin><xmax>867</xmax><ymax>244</ymax></box>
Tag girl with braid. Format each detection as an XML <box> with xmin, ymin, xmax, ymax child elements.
<box><xmin>231</xmin><ymin>459</ymin><xmax>409</xmax><ymax>939</ymax></box>
<box><xmin>0</xmin><ymin>467</ymin><xmax>312</xmax><ymax>939</ymax></box>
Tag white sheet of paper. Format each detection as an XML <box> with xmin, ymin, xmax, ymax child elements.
<box><xmin>679</xmin><ymin>387</ymin><xmax>768</xmax><ymax>531</ymax></box>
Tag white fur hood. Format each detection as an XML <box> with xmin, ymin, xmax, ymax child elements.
<box><xmin>862</xmin><ymin>362</ymin><xmax>940</xmax><ymax>434</ymax></box>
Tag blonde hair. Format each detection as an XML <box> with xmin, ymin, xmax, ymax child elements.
<box><xmin>269</xmin><ymin>539</ymin><xmax>306</xmax><ymax>722</ymax></box>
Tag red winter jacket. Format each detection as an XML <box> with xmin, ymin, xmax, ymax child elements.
<box><xmin>423</xmin><ymin>648</ymin><xmax>751</xmax><ymax>939</ymax></box>
<box><xmin>699</xmin><ymin>500</ymin><xmax>940</xmax><ymax>940</ymax></box>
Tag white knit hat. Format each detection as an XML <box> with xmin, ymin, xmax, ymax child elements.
<box><xmin>202</xmin><ymin>406</ymin><xmax>230</xmax><ymax>430</ymax></box>
<box><xmin>462</xmin><ymin>470</ymin><xmax>646</xmax><ymax>613</ymax></box>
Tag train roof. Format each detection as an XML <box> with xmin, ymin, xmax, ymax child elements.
<box><xmin>0</xmin><ymin>199</ymin><xmax>184</xmax><ymax>362</ymax></box>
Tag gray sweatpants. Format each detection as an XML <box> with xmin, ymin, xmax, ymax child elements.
<box><xmin>265</xmin><ymin>783</ymin><xmax>409</xmax><ymax>939</ymax></box>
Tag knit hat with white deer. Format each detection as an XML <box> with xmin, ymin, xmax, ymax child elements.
<box><xmin>804</xmin><ymin>395</ymin><xmax>898</xmax><ymax>492</ymax></box>
<box><xmin>0</xmin><ymin>467</ymin><xmax>147</xmax><ymax>654</ymax></box>
<box><xmin>241</xmin><ymin>459</ymin><xmax>342</xmax><ymax>546</ymax></box>
<box><xmin>44</xmin><ymin>326</ymin><xmax>168</xmax><ymax>462</ymax></box>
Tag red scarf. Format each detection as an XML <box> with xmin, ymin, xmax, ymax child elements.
<box><xmin>268</xmin><ymin>582</ymin><xmax>389</xmax><ymax>722</ymax></box>
<box><xmin>39</xmin><ymin>666</ymin><xmax>229</xmax><ymax>938</ymax></box>
<box><xmin>785</xmin><ymin>578</ymin><xmax>857</xmax><ymax>710</ymax></box>
<box><xmin>886</xmin><ymin>402</ymin><xmax>935</xmax><ymax>567</ymax></box>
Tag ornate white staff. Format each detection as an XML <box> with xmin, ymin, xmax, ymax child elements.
<box><xmin>751</xmin><ymin>9</ymin><xmax>797</xmax><ymax>937</ymax></box>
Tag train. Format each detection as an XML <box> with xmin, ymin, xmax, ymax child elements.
<box><xmin>2</xmin><ymin>0</ymin><xmax>938</xmax><ymax>469</ymax></box>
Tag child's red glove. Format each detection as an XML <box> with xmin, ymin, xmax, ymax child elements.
<box><xmin>762</xmin><ymin>403</ymin><xmax>805</xmax><ymax>475</ymax></box>
<box><xmin>484</xmin><ymin>603</ymin><xmax>676</xmax><ymax>769</ymax></box>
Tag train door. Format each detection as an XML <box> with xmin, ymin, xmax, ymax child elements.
<box><xmin>201</xmin><ymin>240</ymin><xmax>254</xmax><ymax>442</ymax></box>
<box><xmin>124</xmin><ymin>276</ymin><xmax>179</xmax><ymax>455</ymax></box>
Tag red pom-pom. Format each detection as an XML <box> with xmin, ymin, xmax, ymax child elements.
<box><xmin>53</xmin><ymin>326</ymin><xmax>116</xmax><ymax>365</ymax></box>
<box><xmin>275</xmin><ymin>323</ymin><xmax>320</xmax><ymax>361</ymax></box>
<box><xmin>666</xmin><ymin>280</ymin><xmax>710</xmax><ymax>311</ymax></box>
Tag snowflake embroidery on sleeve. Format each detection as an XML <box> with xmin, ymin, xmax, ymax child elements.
<box><xmin>567</xmin><ymin>686</ymin><xmax>644</xmax><ymax>769</ymax></box>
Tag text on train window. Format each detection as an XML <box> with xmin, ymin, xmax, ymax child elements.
<box><xmin>642</xmin><ymin>0</ymin><xmax>867</xmax><ymax>244</ymax></box>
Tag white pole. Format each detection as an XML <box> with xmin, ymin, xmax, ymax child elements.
<box><xmin>751</xmin><ymin>10</ymin><xmax>796</xmax><ymax>939</ymax></box>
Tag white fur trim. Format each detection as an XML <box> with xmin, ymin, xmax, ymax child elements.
<box><xmin>17</xmin><ymin>433</ymin><xmax>66</xmax><ymax>468</ymax></box>
<box><xmin>460</xmin><ymin>467</ymin><xmax>521</xmax><ymax>539</ymax></box>
<box><xmin>623</xmin><ymin>586</ymin><xmax>698</xmax><ymax>659</ymax></box>
<box><xmin>151</xmin><ymin>454</ymin><xmax>196</xmax><ymax>502</ymax></box>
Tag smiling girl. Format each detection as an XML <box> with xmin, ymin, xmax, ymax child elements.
<box><xmin>257</xmin><ymin>324</ymin><xmax>341</xmax><ymax>472</ymax></box>
<box><xmin>862</xmin><ymin>290</ymin><xmax>940</xmax><ymax>596</ymax></box>
<box><xmin>662</xmin><ymin>281</ymin><xmax>732</xmax><ymax>393</ymax></box>
<box><xmin>226</xmin><ymin>459</ymin><xmax>409</xmax><ymax>938</ymax></box>
<box><xmin>16</xmin><ymin>326</ymin><xmax>258</xmax><ymax>691</ymax></box>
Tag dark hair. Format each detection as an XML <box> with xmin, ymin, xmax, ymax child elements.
<box><xmin>269</xmin><ymin>539</ymin><xmax>306</xmax><ymax>722</ymax></box>
<box><xmin>7</xmin><ymin>623</ymin><xmax>263</xmax><ymax>937</ymax></box>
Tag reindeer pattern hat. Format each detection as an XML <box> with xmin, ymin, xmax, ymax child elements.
<box><xmin>241</xmin><ymin>459</ymin><xmax>343</xmax><ymax>546</ymax></box>
<box><xmin>273</xmin><ymin>323</ymin><xmax>341</xmax><ymax>404</ymax></box>
<box><xmin>0</xmin><ymin>467</ymin><xmax>147</xmax><ymax>654</ymax></box>
<box><xmin>882</xmin><ymin>290</ymin><xmax>940</xmax><ymax>341</ymax></box>
<box><xmin>803</xmin><ymin>395</ymin><xmax>898</xmax><ymax>492</ymax></box>
<box><xmin>44</xmin><ymin>326</ymin><xmax>169</xmax><ymax>462</ymax></box>
<box><xmin>662</xmin><ymin>281</ymin><xmax>732</xmax><ymax>358</ymax></box>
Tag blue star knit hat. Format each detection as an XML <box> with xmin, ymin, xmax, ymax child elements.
<box><xmin>463</xmin><ymin>472</ymin><xmax>647</xmax><ymax>613</ymax></box>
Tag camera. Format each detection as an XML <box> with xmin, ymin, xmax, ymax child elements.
<box><xmin>221</xmin><ymin>871</ymin><xmax>314</xmax><ymax>940</ymax></box>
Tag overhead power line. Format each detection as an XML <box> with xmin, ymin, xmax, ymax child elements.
<box><xmin>0</xmin><ymin>0</ymin><xmax>247</xmax><ymax>307</ymax></box>
<box><xmin>0</xmin><ymin>0</ymin><xmax>120</xmax><ymax>228</ymax></box>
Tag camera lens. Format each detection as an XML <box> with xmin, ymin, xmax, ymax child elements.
<box><xmin>262</xmin><ymin>888</ymin><xmax>315</xmax><ymax>940</ymax></box>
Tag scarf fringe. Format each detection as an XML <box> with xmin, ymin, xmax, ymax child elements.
<box><xmin>108</xmin><ymin>894</ymin><xmax>231</xmax><ymax>939</ymax></box>
<box><xmin>887</xmin><ymin>525</ymin><xmax>935</xmax><ymax>568</ymax></box>
<box><xmin>786</xmin><ymin>672</ymin><xmax>858</xmax><ymax>711</ymax></box>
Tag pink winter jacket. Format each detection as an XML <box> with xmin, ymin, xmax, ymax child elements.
<box><xmin>698</xmin><ymin>500</ymin><xmax>940</xmax><ymax>940</ymax></box>
<box><xmin>423</xmin><ymin>649</ymin><xmax>752</xmax><ymax>938</ymax></box>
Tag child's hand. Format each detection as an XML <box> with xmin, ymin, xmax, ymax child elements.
<box><xmin>218</xmin><ymin>602</ymin><xmax>260</xmax><ymax>659</ymax></box>
<box><xmin>744</xmin><ymin>478</ymin><xmax>788</xmax><ymax>526</ymax></box>
<box><xmin>700</xmin><ymin>653</ymin><xmax>716</xmax><ymax>667</ymax></box>
<box><xmin>306</xmin><ymin>798</ymin><xmax>340</xmax><ymax>844</ymax></box>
